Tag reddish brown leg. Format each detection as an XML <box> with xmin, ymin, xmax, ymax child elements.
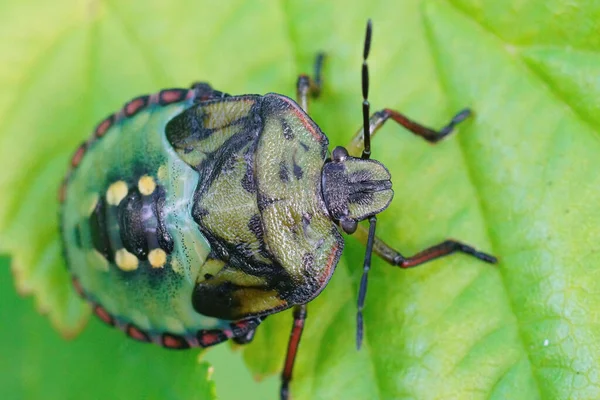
<box><xmin>280</xmin><ymin>304</ymin><xmax>307</xmax><ymax>400</ymax></box>
<box><xmin>353</xmin><ymin>224</ymin><xmax>496</xmax><ymax>268</ymax></box>
<box><xmin>352</xmin><ymin>20</ymin><xmax>471</xmax><ymax>159</ymax></box>
<box><xmin>346</xmin><ymin>107</ymin><xmax>472</xmax><ymax>157</ymax></box>
<box><xmin>353</xmin><ymin>224</ymin><xmax>496</xmax><ymax>348</ymax></box>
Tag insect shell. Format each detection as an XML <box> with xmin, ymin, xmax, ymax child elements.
<box><xmin>59</xmin><ymin>81</ymin><xmax>392</xmax><ymax>347</ymax></box>
<box><xmin>59</xmin><ymin>20</ymin><xmax>495</xmax><ymax>399</ymax></box>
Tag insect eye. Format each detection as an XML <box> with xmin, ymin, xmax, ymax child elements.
<box><xmin>340</xmin><ymin>217</ymin><xmax>358</xmax><ymax>234</ymax></box>
<box><xmin>332</xmin><ymin>146</ymin><xmax>349</xmax><ymax>162</ymax></box>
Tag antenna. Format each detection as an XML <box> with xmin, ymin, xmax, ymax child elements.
<box><xmin>361</xmin><ymin>19</ymin><xmax>373</xmax><ymax>160</ymax></box>
<box><xmin>357</xmin><ymin>19</ymin><xmax>377</xmax><ymax>350</ymax></box>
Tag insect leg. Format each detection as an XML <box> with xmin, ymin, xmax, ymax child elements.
<box><xmin>346</xmin><ymin>107</ymin><xmax>472</xmax><ymax>157</ymax></box>
<box><xmin>353</xmin><ymin>19</ymin><xmax>470</xmax><ymax>158</ymax></box>
<box><xmin>280</xmin><ymin>304</ymin><xmax>307</xmax><ymax>400</ymax></box>
<box><xmin>353</xmin><ymin>224</ymin><xmax>497</xmax><ymax>267</ymax></box>
<box><xmin>352</xmin><ymin>224</ymin><xmax>496</xmax><ymax>348</ymax></box>
<box><xmin>296</xmin><ymin>53</ymin><xmax>325</xmax><ymax>112</ymax></box>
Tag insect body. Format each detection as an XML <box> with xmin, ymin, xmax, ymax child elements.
<box><xmin>59</xmin><ymin>21</ymin><xmax>496</xmax><ymax>399</ymax></box>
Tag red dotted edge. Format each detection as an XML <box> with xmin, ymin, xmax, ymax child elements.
<box><xmin>58</xmin><ymin>87</ymin><xmax>195</xmax><ymax>205</ymax></box>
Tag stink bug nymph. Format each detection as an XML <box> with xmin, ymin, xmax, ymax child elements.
<box><xmin>59</xmin><ymin>20</ymin><xmax>496</xmax><ymax>399</ymax></box>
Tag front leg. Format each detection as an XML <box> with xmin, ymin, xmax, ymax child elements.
<box><xmin>346</xmin><ymin>107</ymin><xmax>473</xmax><ymax>157</ymax></box>
<box><xmin>353</xmin><ymin>224</ymin><xmax>496</xmax><ymax>267</ymax></box>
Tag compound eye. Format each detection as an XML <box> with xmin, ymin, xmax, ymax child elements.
<box><xmin>332</xmin><ymin>146</ymin><xmax>349</xmax><ymax>162</ymax></box>
<box><xmin>340</xmin><ymin>217</ymin><xmax>358</xmax><ymax>234</ymax></box>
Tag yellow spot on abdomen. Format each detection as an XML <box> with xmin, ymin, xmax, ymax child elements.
<box><xmin>170</xmin><ymin>259</ymin><xmax>183</xmax><ymax>274</ymax></box>
<box><xmin>115</xmin><ymin>249</ymin><xmax>139</xmax><ymax>271</ymax></box>
<box><xmin>138</xmin><ymin>175</ymin><xmax>156</xmax><ymax>196</ymax></box>
<box><xmin>148</xmin><ymin>248</ymin><xmax>167</xmax><ymax>268</ymax></box>
<box><xmin>106</xmin><ymin>181</ymin><xmax>128</xmax><ymax>205</ymax></box>
<box><xmin>157</xmin><ymin>165</ymin><xmax>168</xmax><ymax>182</ymax></box>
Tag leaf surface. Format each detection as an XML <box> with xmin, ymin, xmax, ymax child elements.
<box><xmin>1</xmin><ymin>0</ymin><xmax>599</xmax><ymax>399</ymax></box>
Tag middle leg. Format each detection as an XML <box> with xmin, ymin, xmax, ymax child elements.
<box><xmin>352</xmin><ymin>222</ymin><xmax>496</xmax><ymax>349</ymax></box>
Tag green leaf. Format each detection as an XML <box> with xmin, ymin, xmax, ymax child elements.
<box><xmin>1</xmin><ymin>1</ymin><xmax>599</xmax><ymax>399</ymax></box>
<box><xmin>0</xmin><ymin>257</ymin><xmax>217</xmax><ymax>399</ymax></box>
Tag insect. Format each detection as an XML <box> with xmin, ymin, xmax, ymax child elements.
<box><xmin>59</xmin><ymin>20</ymin><xmax>496</xmax><ymax>399</ymax></box>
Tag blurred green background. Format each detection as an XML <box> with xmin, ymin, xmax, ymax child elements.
<box><xmin>3</xmin><ymin>0</ymin><xmax>600</xmax><ymax>399</ymax></box>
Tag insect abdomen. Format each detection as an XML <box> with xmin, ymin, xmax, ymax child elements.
<box><xmin>60</xmin><ymin>89</ymin><xmax>242</xmax><ymax>346</ymax></box>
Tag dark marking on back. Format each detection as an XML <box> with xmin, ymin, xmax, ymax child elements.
<box><xmin>90</xmin><ymin>196</ymin><xmax>113</xmax><ymax>262</ymax></box>
<box><xmin>192</xmin><ymin>280</ymin><xmax>240</xmax><ymax>319</ymax></box>
<box><xmin>118</xmin><ymin>191</ymin><xmax>148</xmax><ymax>258</ymax></box>
<box><xmin>154</xmin><ymin>189</ymin><xmax>175</xmax><ymax>253</ymax></box>
<box><xmin>117</xmin><ymin>184</ymin><xmax>174</xmax><ymax>259</ymax></box>
<box><xmin>299</xmin><ymin>141</ymin><xmax>309</xmax><ymax>151</ymax></box>
<box><xmin>221</xmin><ymin>152</ymin><xmax>238</xmax><ymax>174</ymax></box>
<box><xmin>241</xmin><ymin>165</ymin><xmax>255</xmax><ymax>193</ymax></box>
<box><xmin>241</xmin><ymin>150</ymin><xmax>256</xmax><ymax>193</ymax></box>
<box><xmin>257</xmin><ymin>193</ymin><xmax>281</xmax><ymax>210</ymax></box>
<box><xmin>301</xmin><ymin>252</ymin><xmax>315</xmax><ymax>274</ymax></box>
<box><xmin>281</xmin><ymin>119</ymin><xmax>294</xmax><ymax>140</ymax></box>
<box><xmin>247</xmin><ymin>214</ymin><xmax>264</xmax><ymax>242</ymax></box>
<box><xmin>124</xmin><ymin>95</ymin><xmax>150</xmax><ymax>117</ymax></box>
<box><xmin>248</xmin><ymin>214</ymin><xmax>271</xmax><ymax>259</ymax></box>
<box><xmin>293</xmin><ymin>161</ymin><xmax>303</xmax><ymax>180</ymax></box>
<box><xmin>195</xmin><ymin>207</ymin><xmax>209</xmax><ymax>218</ymax></box>
<box><xmin>234</xmin><ymin>242</ymin><xmax>255</xmax><ymax>259</ymax></box>
<box><xmin>73</xmin><ymin>224</ymin><xmax>83</xmax><ymax>248</ymax></box>
<box><xmin>279</xmin><ymin>161</ymin><xmax>290</xmax><ymax>182</ymax></box>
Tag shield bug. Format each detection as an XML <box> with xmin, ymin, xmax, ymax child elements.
<box><xmin>59</xmin><ymin>20</ymin><xmax>496</xmax><ymax>399</ymax></box>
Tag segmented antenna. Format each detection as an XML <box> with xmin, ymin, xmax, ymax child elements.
<box><xmin>361</xmin><ymin>19</ymin><xmax>373</xmax><ymax>160</ymax></box>
<box><xmin>357</xmin><ymin>19</ymin><xmax>377</xmax><ymax>350</ymax></box>
<box><xmin>357</xmin><ymin>215</ymin><xmax>376</xmax><ymax>349</ymax></box>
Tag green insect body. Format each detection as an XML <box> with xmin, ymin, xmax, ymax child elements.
<box><xmin>60</xmin><ymin>21</ymin><xmax>496</xmax><ymax>398</ymax></box>
<box><xmin>60</xmin><ymin>86</ymin><xmax>392</xmax><ymax>348</ymax></box>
